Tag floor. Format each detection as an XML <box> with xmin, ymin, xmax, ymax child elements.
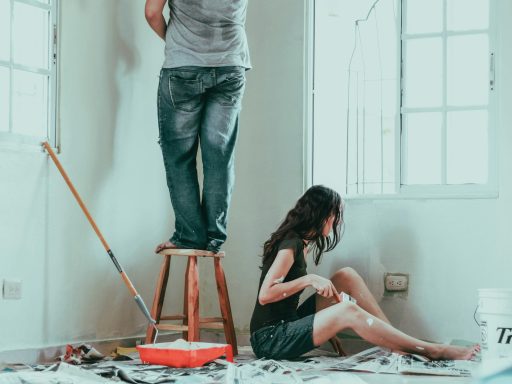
<box><xmin>353</xmin><ymin>372</ymin><xmax>473</xmax><ymax>383</ymax></box>
<box><xmin>0</xmin><ymin>339</ymin><xmax>479</xmax><ymax>384</ymax></box>
<box><xmin>0</xmin><ymin>365</ymin><xmax>477</xmax><ymax>384</ymax></box>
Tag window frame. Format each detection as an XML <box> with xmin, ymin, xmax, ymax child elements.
<box><xmin>307</xmin><ymin>0</ymin><xmax>499</xmax><ymax>199</ymax></box>
<box><xmin>399</xmin><ymin>0</ymin><xmax>498</xmax><ymax>198</ymax></box>
<box><xmin>0</xmin><ymin>0</ymin><xmax>59</xmax><ymax>150</ymax></box>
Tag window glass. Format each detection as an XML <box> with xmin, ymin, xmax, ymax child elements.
<box><xmin>363</xmin><ymin>114</ymin><xmax>383</xmax><ymax>193</ymax></box>
<box><xmin>0</xmin><ymin>1</ymin><xmax>10</xmax><ymax>61</ymax></box>
<box><xmin>382</xmin><ymin>116</ymin><xmax>396</xmax><ymax>191</ymax></box>
<box><xmin>0</xmin><ymin>67</ymin><xmax>9</xmax><ymax>132</ymax></box>
<box><xmin>13</xmin><ymin>2</ymin><xmax>49</xmax><ymax>69</ymax></box>
<box><xmin>447</xmin><ymin>34</ymin><xmax>489</xmax><ymax>106</ymax></box>
<box><xmin>405</xmin><ymin>38</ymin><xmax>443</xmax><ymax>108</ymax></box>
<box><xmin>406</xmin><ymin>0</ymin><xmax>443</xmax><ymax>34</ymax></box>
<box><xmin>12</xmin><ymin>70</ymin><xmax>48</xmax><ymax>137</ymax></box>
<box><xmin>447</xmin><ymin>0</ymin><xmax>489</xmax><ymax>31</ymax></box>
<box><xmin>447</xmin><ymin>110</ymin><xmax>488</xmax><ymax>184</ymax></box>
<box><xmin>404</xmin><ymin>112</ymin><xmax>442</xmax><ymax>185</ymax></box>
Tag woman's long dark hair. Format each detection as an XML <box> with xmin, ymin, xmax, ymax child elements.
<box><xmin>262</xmin><ymin>185</ymin><xmax>343</xmax><ymax>266</ymax></box>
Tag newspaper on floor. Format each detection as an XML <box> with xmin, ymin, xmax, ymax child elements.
<box><xmin>0</xmin><ymin>363</ymin><xmax>111</xmax><ymax>384</ymax></box>
<box><xmin>397</xmin><ymin>354</ymin><xmax>475</xmax><ymax>376</ymax></box>
<box><xmin>283</xmin><ymin>346</ymin><xmax>477</xmax><ymax>376</ymax></box>
<box><xmin>58</xmin><ymin>344</ymin><xmax>104</xmax><ymax>365</ymax></box>
<box><xmin>85</xmin><ymin>357</ymin><xmax>355</xmax><ymax>384</ymax></box>
<box><xmin>225</xmin><ymin>359</ymin><xmax>367</xmax><ymax>384</ymax></box>
<box><xmin>225</xmin><ymin>359</ymin><xmax>302</xmax><ymax>383</ymax></box>
<box><xmin>81</xmin><ymin>360</ymin><xmax>228</xmax><ymax>384</ymax></box>
<box><xmin>0</xmin><ymin>346</ymin><xmax>478</xmax><ymax>383</ymax></box>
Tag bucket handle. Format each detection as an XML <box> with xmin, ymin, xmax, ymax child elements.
<box><xmin>474</xmin><ymin>305</ymin><xmax>481</xmax><ymax>327</ymax></box>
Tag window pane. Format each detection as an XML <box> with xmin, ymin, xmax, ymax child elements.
<box><xmin>0</xmin><ymin>67</ymin><xmax>9</xmax><ymax>132</ymax></box>
<box><xmin>447</xmin><ymin>34</ymin><xmax>489</xmax><ymax>106</ymax></box>
<box><xmin>447</xmin><ymin>110</ymin><xmax>488</xmax><ymax>184</ymax></box>
<box><xmin>406</xmin><ymin>0</ymin><xmax>443</xmax><ymax>34</ymax></box>
<box><xmin>404</xmin><ymin>38</ymin><xmax>443</xmax><ymax>108</ymax></box>
<box><xmin>363</xmin><ymin>115</ymin><xmax>383</xmax><ymax>190</ymax></box>
<box><xmin>403</xmin><ymin>113</ymin><xmax>442</xmax><ymax>184</ymax></box>
<box><xmin>447</xmin><ymin>0</ymin><xmax>489</xmax><ymax>31</ymax></box>
<box><xmin>12</xmin><ymin>70</ymin><xmax>48</xmax><ymax>137</ymax></box>
<box><xmin>346</xmin><ymin>73</ymin><xmax>360</xmax><ymax>193</ymax></box>
<box><xmin>382</xmin><ymin>116</ymin><xmax>396</xmax><ymax>186</ymax></box>
<box><xmin>0</xmin><ymin>0</ymin><xmax>10</xmax><ymax>61</ymax></box>
<box><xmin>13</xmin><ymin>3</ymin><xmax>49</xmax><ymax>69</ymax></box>
<box><xmin>382</xmin><ymin>79</ymin><xmax>398</xmax><ymax>115</ymax></box>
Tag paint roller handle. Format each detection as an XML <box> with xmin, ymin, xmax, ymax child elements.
<box><xmin>42</xmin><ymin>142</ymin><xmax>111</xmax><ymax>252</ymax></box>
<box><xmin>43</xmin><ymin>142</ymin><xmax>156</xmax><ymax>326</ymax></box>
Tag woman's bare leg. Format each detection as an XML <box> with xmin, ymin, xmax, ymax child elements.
<box><xmin>316</xmin><ymin>267</ymin><xmax>390</xmax><ymax>324</ymax></box>
<box><xmin>313</xmin><ymin>302</ymin><xmax>477</xmax><ymax>360</ymax></box>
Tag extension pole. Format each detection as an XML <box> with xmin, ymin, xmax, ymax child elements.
<box><xmin>42</xmin><ymin>142</ymin><xmax>157</xmax><ymax>330</ymax></box>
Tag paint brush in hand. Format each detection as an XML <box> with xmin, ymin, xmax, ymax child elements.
<box><xmin>333</xmin><ymin>291</ymin><xmax>357</xmax><ymax>304</ymax></box>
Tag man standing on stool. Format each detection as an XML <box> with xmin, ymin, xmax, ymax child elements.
<box><xmin>145</xmin><ymin>0</ymin><xmax>251</xmax><ymax>253</ymax></box>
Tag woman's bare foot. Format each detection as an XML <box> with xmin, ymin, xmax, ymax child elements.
<box><xmin>429</xmin><ymin>344</ymin><xmax>480</xmax><ymax>360</ymax></box>
<box><xmin>154</xmin><ymin>241</ymin><xmax>177</xmax><ymax>253</ymax></box>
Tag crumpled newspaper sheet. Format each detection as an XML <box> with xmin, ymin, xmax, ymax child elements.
<box><xmin>58</xmin><ymin>344</ymin><xmax>105</xmax><ymax>365</ymax></box>
<box><xmin>0</xmin><ymin>363</ymin><xmax>111</xmax><ymax>384</ymax></box>
<box><xmin>281</xmin><ymin>346</ymin><xmax>478</xmax><ymax>376</ymax></box>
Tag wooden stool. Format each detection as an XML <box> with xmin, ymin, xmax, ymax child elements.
<box><xmin>145</xmin><ymin>249</ymin><xmax>238</xmax><ymax>355</ymax></box>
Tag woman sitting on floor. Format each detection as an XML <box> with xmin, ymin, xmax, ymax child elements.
<box><xmin>249</xmin><ymin>185</ymin><xmax>478</xmax><ymax>360</ymax></box>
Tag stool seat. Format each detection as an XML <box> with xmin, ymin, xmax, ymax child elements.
<box><xmin>145</xmin><ymin>249</ymin><xmax>237</xmax><ymax>355</ymax></box>
<box><xmin>158</xmin><ymin>249</ymin><xmax>225</xmax><ymax>258</ymax></box>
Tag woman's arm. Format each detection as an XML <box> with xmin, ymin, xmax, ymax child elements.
<box><xmin>145</xmin><ymin>0</ymin><xmax>167</xmax><ymax>41</ymax></box>
<box><xmin>258</xmin><ymin>249</ymin><xmax>338</xmax><ymax>305</ymax></box>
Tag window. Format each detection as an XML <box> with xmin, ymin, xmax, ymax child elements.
<box><xmin>310</xmin><ymin>0</ymin><xmax>496</xmax><ymax>197</ymax></box>
<box><xmin>0</xmin><ymin>0</ymin><xmax>59</xmax><ymax>147</ymax></box>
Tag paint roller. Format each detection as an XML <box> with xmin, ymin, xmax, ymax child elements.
<box><xmin>42</xmin><ymin>142</ymin><xmax>158</xmax><ymax>340</ymax></box>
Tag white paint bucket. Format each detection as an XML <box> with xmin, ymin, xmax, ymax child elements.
<box><xmin>478</xmin><ymin>289</ymin><xmax>512</xmax><ymax>360</ymax></box>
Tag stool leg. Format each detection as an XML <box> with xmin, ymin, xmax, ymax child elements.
<box><xmin>187</xmin><ymin>256</ymin><xmax>200</xmax><ymax>341</ymax></box>
<box><xmin>214</xmin><ymin>258</ymin><xmax>238</xmax><ymax>355</ymax></box>
<box><xmin>182</xmin><ymin>257</ymin><xmax>190</xmax><ymax>340</ymax></box>
<box><xmin>145</xmin><ymin>255</ymin><xmax>171</xmax><ymax>344</ymax></box>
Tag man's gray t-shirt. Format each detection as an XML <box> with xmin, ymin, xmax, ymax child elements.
<box><xmin>163</xmin><ymin>0</ymin><xmax>251</xmax><ymax>69</ymax></box>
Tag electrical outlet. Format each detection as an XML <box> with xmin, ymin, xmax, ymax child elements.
<box><xmin>384</xmin><ymin>273</ymin><xmax>408</xmax><ymax>292</ymax></box>
<box><xmin>3</xmin><ymin>279</ymin><xmax>22</xmax><ymax>300</ymax></box>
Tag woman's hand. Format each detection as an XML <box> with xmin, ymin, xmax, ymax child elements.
<box><xmin>307</xmin><ymin>274</ymin><xmax>339</xmax><ymax>299</ymax></box>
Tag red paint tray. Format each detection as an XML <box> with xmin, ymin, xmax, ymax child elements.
<box><xmin>136</xmin><ymin>340</ymin><xmax>233</xmax><ymax>368</ymax></box>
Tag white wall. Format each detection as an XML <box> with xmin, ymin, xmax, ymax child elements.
<box><xmin>311</xmin><ymin>0</ymin><xmax>512</xmax><ymax>344</ymax></box>
<box><xmin>0</xmin><ymin>0</ymin><xmax>306</xmax><ymax>352</ymax></box>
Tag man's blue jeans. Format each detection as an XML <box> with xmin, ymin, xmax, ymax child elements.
<box><xmin>157</xmin><ymin>66</ymin><xmax>246</xmax><ymax>252</ymax></box>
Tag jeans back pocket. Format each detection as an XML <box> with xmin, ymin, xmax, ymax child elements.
<box><xmin>168</xmin><ymin>75</ymin><xmax>203</xmax><ymax>112</ymax></box>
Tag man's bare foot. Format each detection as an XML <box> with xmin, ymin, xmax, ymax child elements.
<box><xmin>155</xmin><ymin>241</ymin><xmax>177</xmax><ymax>253</ymax></box>
<box><xmin>431</xmin><ymin>344</ymin><xmax>480</xmax><ymax>360</ymax></box>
